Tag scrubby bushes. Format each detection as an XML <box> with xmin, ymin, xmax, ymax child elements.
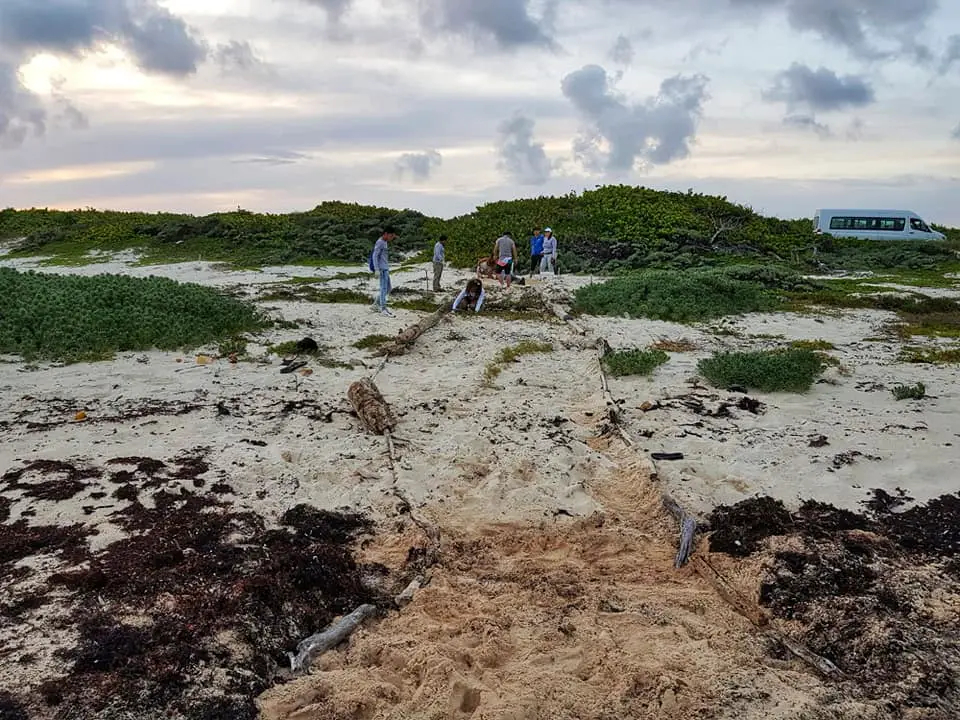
<box><xmin>602</xmin><ymin>348</ymin><xmax>669</xmax><ymax>377</ymax></box>
<box><xmin>571</xmin><ymin>266</ymin><xmax>812</xmax><ymax>322</ymax></box>
<box><xmin>698</xmin><ymin>348</ymin><xmax>825</xmax><ymax>392</ymax></box>
<box><xmin>0</xmin><ymin>268</ymin><xmax>269</xmax><ymax>362</ymax></box>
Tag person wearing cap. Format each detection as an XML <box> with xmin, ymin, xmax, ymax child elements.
<box><xmin>540</xmin><ymin>228</ymin><xmax>558</xmax><ymax>275</ymax></box>
<box><xmin>493</xmin><ymin>231</ymin><xmax>517</xmax><ymax>289</ymax></box>
<box><xmin>529</xmin><ymin>227</ymin><xmax>544</xmax><ymax>275</ymax></box>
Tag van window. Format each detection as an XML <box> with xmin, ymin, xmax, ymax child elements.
<box><xmin>829</xmin><ymin>216</ymin><xmax>905</xmax><ymax>231</ymax></box>
<box><xmin>910</xmin><ymin>218</ymin><xmax>932</xmax><ymax>232</ymax></box>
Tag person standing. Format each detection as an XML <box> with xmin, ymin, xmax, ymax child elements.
<box><xmin>529</xmin><ymin>227</ymin><xmax>544</xmax><ymax>274</ymax></box>
<box><xmin>493</xmin><ymin>231</ymin><xmax>517</xmax><ymax>289</ymax></box>
<box><xmin>540</xmin><ymin>227</ymin><xmax>558</xmax><ymax>275</ymax></box>
<box><xmin>372</xmin><ymin>225</ymin><xmax>398</xmax><ymax>316</ymax></box>
<box><xmin>432</xmin><ymin>235</ymin><xmax>446</xmax><ymax>292</ymax></box>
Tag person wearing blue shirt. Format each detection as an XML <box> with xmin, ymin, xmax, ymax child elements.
<box><xmin>433</xmin><ymin>235</ymin><xmax>446</xmax><ymax>292</ymax></box>
<box><xmin>529</xmin><ymin>227</ymin><xmax>544</xmax><ymax>274</ymax></box>
<box><xmin>371</xmin><ymin>225</ymin><xmax>398</xmax><ymax>316</ymax></box>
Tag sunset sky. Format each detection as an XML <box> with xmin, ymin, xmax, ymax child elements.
<box><xmin>1</xmin><ymin>0</ymin><xmax>959</xmax><ymax>224</ymax></box>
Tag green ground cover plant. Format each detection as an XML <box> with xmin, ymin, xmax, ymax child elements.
<box><xmin>899</xmin><ymin>346</ymin><xmax>960</xmax><ymax>364</ymax></box>
<box><xmin>698</xmin><ymin>348</ymin><xmax>825</xmax><ymax>392</ymax></box>
<box><xmin>892</xmin><ymin>382</ymin><xmax>927</xmax><ymax>400</ymax></box>
<box><xmin>483</xmin><ymin>341</ymin><xmax>553</xmax><ymax>384</ymax></box>
<box><xmin>352</xmin><ymin>334</ymin><xmax>393</xmax><ymax>350</ymax></box>
<box><xmin>0</xmin><ymin>268</ymin><xmax>269</xmax><ymax>363</ymax></box>
<box><xmin>602</xmin><ymin>348</ymin><xmax>670</xmax><ymax>377</ymax></box>
<box><xmin>571</xmin><ymin>266</ymin><xmax>815</xmax><ymax>322</ymax></box>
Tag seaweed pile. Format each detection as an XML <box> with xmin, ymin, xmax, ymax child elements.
<box><xmin>0</xmin><ymin>455</ymin><xmax>389</xmax><ymax>720</ymax></box>
<box><xmin>707</xmin><ymin>489</ymin><xmax>960</xmax><ymax>715</ymax></box>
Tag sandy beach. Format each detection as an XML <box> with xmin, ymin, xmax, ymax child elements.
<box><xmin>1</xmin><ymin>252</ymin><xmax>958</xmax><ymax>719</ymax></box>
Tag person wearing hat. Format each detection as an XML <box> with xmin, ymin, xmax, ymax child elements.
<box><xmin>540</xmin><ymin>227</ymin><xmax>558</xmax><ymax>275</ymax></box>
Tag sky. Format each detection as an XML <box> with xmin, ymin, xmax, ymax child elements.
<box><xmin>1</xmin><ymin>0</ymin><xmax>959</xmax><ymax>224</ymax></box>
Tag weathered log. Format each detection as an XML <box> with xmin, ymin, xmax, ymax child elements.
<box><xmin>375</xmin><ymin>302</ymin><xmax>452</xmax><ymax>357</ymax></box>
<box><xmin>394</xmin><ymin>576</ymin><xmax>423</xmax><ymax>608</ymax></box>
<box><xmin>347</xmin><ymin>377</ymin><xmax>396</xmax><ymax>435</ymax></box>
<box><xmin>675</xmin><ymin>514</ymin><xmax>697</xmax><ymax>568</ymax></box>
<box><xmin>691</xmin><ymin>555</ymin><xmax>770</xmax><ymax>628</ymax></box>
<box><xmin>288</xmin><ymin>603</ymin><xmax>377</xmax><ymax>672</ymax></box>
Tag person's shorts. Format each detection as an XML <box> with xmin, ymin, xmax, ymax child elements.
<box><xmin>496</xmin><ymin>258</ymin><xmax>513</xmax><ymax>274</ymax></box>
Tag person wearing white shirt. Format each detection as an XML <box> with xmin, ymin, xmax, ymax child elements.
<box><xmin>540</xmin><ymin>227</ymin><xmax>558</xmax><ymax>275</ymax></box>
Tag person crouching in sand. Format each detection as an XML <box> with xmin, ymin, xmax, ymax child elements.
<box><xmin>452</xmin><ymin>279</ymin><xmax>486</xmax><ymax>313</ymax></box>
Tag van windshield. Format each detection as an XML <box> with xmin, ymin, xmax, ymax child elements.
<box><xmin>910</xmin><ymin>218</ymin><xmax>932</xmax><ymax>233</ymax></box>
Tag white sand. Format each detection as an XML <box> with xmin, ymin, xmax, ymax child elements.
<box><xmin>1</xmin><ymin>251</ymin><xmax>958</xmax><ymax>718</ymax></box>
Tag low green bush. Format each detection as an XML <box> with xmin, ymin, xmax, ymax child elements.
<box><xmin>571</xmin><ymin>266</ymin><xmax>798</xmax><ymax>322</ymax></box>
<box><xmin>698</xmin><ymin>348</ymin><xmax>825</xmax><ymax>392</ymax></box>
<box><xmin>892</xmin><ymin>382</ymin><xmax>926</xmax><ymax>400</ymax></box>
<box><xmin>0</xmin><ymin>268</ymin><xmax>269</xmax><ymax>363</ymax></box>
<box><xmin>602</xmin><ymin>348</ymin><xmax>669</xmax><ymax>377</ymax></box>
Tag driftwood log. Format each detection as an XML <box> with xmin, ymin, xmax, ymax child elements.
<box><xmin>375</xmin><ymin>302</ymin><xmax>452</xmax><ymax>357</ymax></box>
<box><xmin>287</xmin><ymin>603</ymin><xmax>377</xmax><ymax>672</ymax></box>
<box><xmin>347</xmin><ymin>377</ymin><xmax>396</xmax><ymax>435</ymax></box>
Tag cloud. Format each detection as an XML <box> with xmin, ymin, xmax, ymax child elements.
<box><xmin>953</xmin><ymin>122</ymin><xmax>960</xmax><ymax>141</ymax></box>
<box><xmin>495</xmin><ymin>113</ymin><xmax>553</xmax><ymax>185</ymax></box>
<box><xmin>214</xmin><ymin>41</ymin><xmax>274</xmax><ymax>77</ymax></box>
<box><xmin>0</xmin><ymin>0</ymin><xmax>210</xmax><ymax>148</ymax></box>
<box><xmin>783</xmin><ymin>114</ymin><xmax>830</xmax><ymax>138</ymax></box>
<box><xmin>560</xmin><ymin>64</ymin><xmax>709</xmax><ymax>174</ymax></box>
<box><xmin>763</xmin><ymin>63</ymin><xmax>875</xmax><ymax>114</ymax></box>
<box><xmin>418</xmin><ymin>0</ymin><xmax>557</xmax><ymax>49</ymax></box>
<box><xmin>940</xmin><ymin>35</ymin><xmax>960</xmax><ymax>75</ymax></box>
<box><xmin>394</xmin><ymin>149</ymin><xmax>443</xmax><ymax>182</ymax></box>
<box><xmin>728</xmin><ymin>0</ymin><xmax>938</xmax><ymax>60</ymax></box>
<box><xmin>301</xmin><ymin>0</ymin><xmax>353</xmax><ymax>24</ymax></box>
<box><xmin>609</xmin><ymin>35</ymin><xmax>634</xmax><ymax>65</ymax></box>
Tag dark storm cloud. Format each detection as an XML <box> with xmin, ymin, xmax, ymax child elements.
<box><xmin>495</xmin><ymin>114</ymin><xmax>553</xmax><ymax>185</ymax></box>
<box><xmin>0</xmin><ymin>0</ymin><xmax>209</xmax><ymax>148</ymax></box>
<box><xmin>393</xmin><ymin>149</ymin><xmax>442</xmax><ymax>182</ymax></box>
<box><xmin>763</xmin><ymin>63</ymin><xmax>874</xmax><ymax>113</ymax></box>
<box><xmin>561</xmin><ymin>64</ymin><xmax>709</xmax><ymax>173</ymax></box>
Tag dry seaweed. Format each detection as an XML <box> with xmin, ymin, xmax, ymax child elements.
<box><xmin>2</xmin><ymin>460</ymin><xmax>102</xmax><ymax>501</ymax></box>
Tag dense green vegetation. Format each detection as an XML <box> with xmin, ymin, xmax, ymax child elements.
<box><xmin>698</xmin><ymin>348</ymin><xmax>826</xmax><ymax>392</ymax></box>
<box><xmin>572</xmin><ymin>266</ymin><xmax>815</xmax><ymax>322</ymax></box>
<box><xmin>0</xmin><ymin>268</ymin><xmax>270</xmax><ymax>363</ymax></box>
<box><xmin>602</xmin><ymin>348</ymin><xmax>670</xmax><ymax>377</ymax></box>
<box><xmin>3</xmin><ymin>186</ymin><xmax>957</xmax><ymax>276</ymax></box>
<box><xmin>0</xmin><ymin>203</ymin><xmax>429</xmax><ymax>267</ymax></box>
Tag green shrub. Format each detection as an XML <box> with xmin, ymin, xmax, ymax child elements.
<box><xmin>891</xmin><ymin>382</ymin><xmax>926</xmax><ymax>400</ymax></box>
<box><xmin>603</xmin><ymin>348</ymin><xmax>669</xmax><ymax>377</ymax></box>
<box><xmin>572</xmin><ymin>267</ymin><xmax>782</xmax><ymax>322</ymax></box>
<box><xmin>698</xmin><ymin>348</ymin><xmax>825</xmax><ymax>392</ymax></box>
<box><xmin>353</xmin><ymin>334</ymin><xmax>393</xmax><ymax>350</ymax></box>
<box><xmin>0</xmin><ymin>268</ymin><xmax>269</xmax><ymax>363</ymax></box>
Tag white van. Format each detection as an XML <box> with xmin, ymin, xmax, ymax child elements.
<box><xmin>813</xmin><ymin>209</ymin><xmax>946</xmax><ymax>241</ymax></box>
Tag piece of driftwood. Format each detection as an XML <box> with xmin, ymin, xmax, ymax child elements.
<box><xmin>394</xmin><ymin>576</ymin><xmax>423</xmax><ymax>607</ymax></box>
<box><xmin>347</xmin><ymin>377</ymin><xmax>396</xmax><ymax>435</ymax></box>
<box><xmin>288</xmin><ymin>603</ymin><xmax>377</xmax><ymax>672</ymax></box>
<box><xmin>545</xmin><ymin>299</ymin><xmax>586</xmax><ymax>335</ymax></box>
<box><xmin>768</xmin><ymin>631</ymin><xmax>845</xmax><ymax>679</ymax></box>
<box><xmin>676</xmin><ymin>515</ymin><xmax>698</xmax><ymax>568</ymax></box>
<box><xmin>375</xmin><ymin>302</ymin><xmax>452</xmax><ymax>357</ymax></box>
<box><xmin>691</xmin><ymin>555</ymin><xmax>770</xmax><ymax>628</ymax></box>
